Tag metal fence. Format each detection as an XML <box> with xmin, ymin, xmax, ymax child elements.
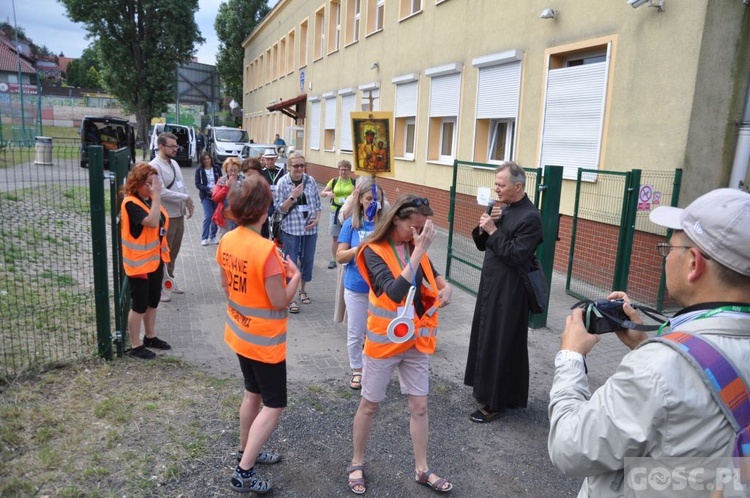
<box><xmin>0</xmin><ymin>138</ymin><xmax>100</xmax><ymax>381</ymax></box>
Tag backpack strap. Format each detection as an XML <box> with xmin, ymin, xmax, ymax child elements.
<box><xmin>642</xmin><ymin>332</ymin><xmax>750</xmax><ymax>458</ymax></box>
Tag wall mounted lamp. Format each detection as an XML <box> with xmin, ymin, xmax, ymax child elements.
<box><xmin>370</xmin><ymin>62</ymin><xmax>380</xmax><ymax>70</ymax></box>
<box><xmin>540</xmin><ymin>8</ymin><xmax>557</xmax><ymax>19</ymax></box>
<box><xmin>627</xmin><ymin>0</ymin><xmax>665</xmax><ymax>12</ymax></box>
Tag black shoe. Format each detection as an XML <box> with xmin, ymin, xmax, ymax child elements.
<box><xmin>129</xmin><ymin>345</ymin><xmax>156</xmax><ymax>360</ymax></box>
<box><xmin>143</xmin><ymin>336</ymin><xmax>172</xmax><ymax>350</ymax></box>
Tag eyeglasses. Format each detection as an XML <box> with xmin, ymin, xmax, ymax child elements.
<box><xmin>656</xmin><ymin>243</ymin><xmax>711</xmax><ymax>260</ymax></box>
<box><xmin>290</xmin><ymin>163</ymin><xmax>305</xmax><ymax>169</ymax></box>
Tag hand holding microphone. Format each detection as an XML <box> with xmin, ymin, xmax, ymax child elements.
<box><xmin>478</xmin><ymin>199</ymin><xmax>498</xmax><ymax>234</ymax></box>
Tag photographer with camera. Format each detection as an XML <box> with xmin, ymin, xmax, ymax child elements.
<box><xmin>548</xmin><ymin>189</ymin><xmax>750</xmax><ymax>497</ymax></box>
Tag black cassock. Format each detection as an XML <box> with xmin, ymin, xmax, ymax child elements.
<box><xmin>464</xmin><ymin>194</ymin><xmax>543</xmax><ymax>412</ymax></box>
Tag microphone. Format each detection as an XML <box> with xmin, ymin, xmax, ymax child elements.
<box><xmin>485</xmin><ymin>199</ymin><xmax>496</xmax><ymax>216</ymax></box>
<box><xmin>479</xmin><ymin>199</ymin><xmax>496</xmax><ymax>235</ymax></box>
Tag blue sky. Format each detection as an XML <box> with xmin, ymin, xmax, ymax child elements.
<box><xmin>2</xmin><ymin>0</ymin><xmax>279</xmax><ymax>65</ymax></box>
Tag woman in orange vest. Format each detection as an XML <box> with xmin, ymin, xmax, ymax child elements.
<box><xmin>348</xmin><ymin>194</ymin><xmax>454</xmax><ymax>495</ymax></box>
<box><xmin>120</xmin><ymin>163</ymin><xmax>172</xmax><ymax>360</ymax></box>
<box><xmin>216</xmin><ymin>176</ymin><xmax>301</xmax><ymax>495</ymax></box>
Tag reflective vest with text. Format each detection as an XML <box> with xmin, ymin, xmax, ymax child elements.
<box><xmin>120</xmin><ymin>195</ymin><xmax>170</xmax><ymax>276</ymax></box>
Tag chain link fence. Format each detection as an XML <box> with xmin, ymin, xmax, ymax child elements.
<box><xmin>0</xmin><ymin>138</ymin><xmax>99</xmax><ymax>381</ymax></box>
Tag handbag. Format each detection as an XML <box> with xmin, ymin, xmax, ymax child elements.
<box><xmin>519</xmin><ymin>256</ymin><xmax>548</xmax><ymax>314</ymax></box>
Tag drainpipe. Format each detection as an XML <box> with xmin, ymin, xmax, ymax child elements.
<box><xmin>729</xmin><ymin>71</ymin><xmax>750</xmax><ymax>190</ymax></box>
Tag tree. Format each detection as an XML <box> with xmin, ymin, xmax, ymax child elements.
<box><xmin>215</xmin><ymin>0</ymin><xmax>270</xmax><ymax>102</ymax></box>
<box><xmin>60</xmin><ymin>0</ymin><xmax>205</xmax><ymax>145</ymax></box>
<box><xmin>65</xmin><ymin>46</ymin><xmax>102</xmax><ymax>89</ymax></box>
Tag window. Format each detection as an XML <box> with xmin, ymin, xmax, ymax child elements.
<box><xmin>258</xmin><ymin>55</ymin><xmax>264</xmax><ymax>87</ymax></box>
<box><xmin>324</xmin><ymin>94</ymin><xmax>337</xmax><ymax>150</ymax></box>
<box><xmin>272</xmin><ymin>43</ymin><xmax>279</xmax><ymax>80</ymax></box>
<box><xmin>472</xmin><ymin>50</ymin><xmax>522</xmax><ymax>163</ymax></box>
<box><xmin>299</xmin><ymin>20</ymin><xmax>308</xmax><ymax>68</ymax></box>
<box><xmin>488</xmin><ymin>120</ymin><xmax>515</xmax><ymax>162</ymax></box>
<box><xmin>287</xmin><ymin>29</ymin><xmax>295</xmax><ymax>74</ymax></box>
<box><xmin>404</xmin><ymin>118</ymin><xmax>416</xmax><ymax>158</ymax></box>
<box><xmin>360</xmin><ymin>84</ymin><xmax>380</xmax><ymax>111</ymax></box>
<box><xmin>393</xmin><ymin>75</ymin><xmax>418</xmax><ymax>159</ymax></box>
<box><xmin>279</xmin><ymin>38</ymin><xmax>286</xmax><ymax>78</ymax></box>
<box><xmin>366</xmin><ymin>0</ymin><xmax>384</xmax><ymax>35</ymax></box>
<box><xmin>426</xmin><ymin>64</ymin><xmax>461</xmax><ymax>163</ymax></box>
<box><xmin>539</xmin><ymin>42</ymin><xmax>611</xmax><ymax>178</ymax></box>
<box><xmin>244</xmin><ymin>64</ymin><xmax>250</xmax><ymax>94</ymax></box>
<box><xmin>266</xmin><ymin>48</ymin><xmax>272</xmax><ymax>84</ymax></box>
<box><xmin>314</xmin><ymin>7</ymin><xmax>325</xmax><ymax>61</ymax></box>
<box><xmin>309</xmin><ymin>99</ymin><xmax>321</xmax><ymax>149</ymax></box>
<box><xmin>439</xmin><ymin>118</ymin><xmax>456</xmax><ymax>160</ymax></box>
<box><xmin>346</xmin><ymin>0</ymin><xmax>361</xmax><ymax>45</ymax></box>
<box><xmin>399</xmin><ymin>0</ymin><xmax>421</xmax><ymax>19</ymax></box>
<box><xmin>328</xmin><ymin>0</ymin><xmax>341</xmax><ymax>54</ymax></box>
<box><xmin>339</xmin><ymin>90</ymin><xmax>356</xmax><ymax>151</ymax></box>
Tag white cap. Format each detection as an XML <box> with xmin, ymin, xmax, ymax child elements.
<box><xmin>649</xmin><ymin>188</ymin><xmax>750</xmax><ymax>276</ymax></box>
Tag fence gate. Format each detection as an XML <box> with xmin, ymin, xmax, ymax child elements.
<box><xmin>566</xmin><ymin>168</ymin><xmax>682</xmax><ymax>311</ymax></box>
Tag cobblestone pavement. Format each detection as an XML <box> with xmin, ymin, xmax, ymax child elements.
<box><xmin>155</xmin><ymin>170</ymin><xmax>633</xmax><ymax>497</ymax></box>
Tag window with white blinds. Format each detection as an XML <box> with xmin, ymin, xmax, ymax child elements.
<box><xmin>476</xmin><ymin>61</ymin><xmax>521</xmax><ymax>120</ymax></box>
<box><xmin>429</xmin><ymin>73</ymin><xmax>461</xmax><ymax>117</ymax></box>
<box><xmin>309</xmin><ymin>100</ymin><xmax>321</xmax><ymax>149</ymax></box>
<box><xmin>395</xmin><ymin>81</ymin><xmax>418</xmax><ymax>118</ymax></box>
<box><xmin>324</xmin><ymin>96</ymin><xmax>337</xmax><ymax>130</ymax></box>
<box><xmin>339</xmin><ymin>93</ymin><xmax>356</xmax><ymax>151</ymax></box>
<box><xmin>540</xmin><ymin>48</ymin><xmax>610</xmax><ymax>179</ymax></box>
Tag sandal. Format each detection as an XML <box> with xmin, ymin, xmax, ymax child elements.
<box><xmin>299</xmin><ymin>291</ymin><xmax>312</xmax><ymax>304</ymax></box>
<box><xmin>347</xmin><ymin>464</ymin><xmax>366</xmax><ymax>495</ymax></box>
<box><xmin>470</xmin><ymin>406</ymin><xmax>503</xmax><ymax>423</ymax></box>
<box><xmin>288</xmin><ymin>301</ymin><xmax>300</xmax><ymax>314</ymax></box>
<box><xmin>349</xmin><ymin>372</ymin><xmax>362</xmax><ymax>390</ymax></box>
<box><xmin>415</xmin><ymin>469</ymin><xmax>453</xmax><ymax>493</ymax></box>
<box><xmin>230</xmin><ymin>467</ymin><xmax>271</xmax><ymax>494</ymax></box>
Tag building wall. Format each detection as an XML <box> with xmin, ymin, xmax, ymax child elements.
<box><xmin>243</xmin><ymin>0</ymin><xmax>749</xmax><ymax>211</ymax></box>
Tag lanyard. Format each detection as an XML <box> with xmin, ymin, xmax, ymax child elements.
<box><xmin>268</xmin><ymin>167</ymin><xmax>282</xmax><ymax>184</ymax></box>
<box><xmin>388</xmin><ymin>240</ymin><xmax>417</xmax><ymax>287</ymax></box>
<box><xmin>657</xmin><ymin>305</ymin><xmax>750</xmax><ymax>335</ymax></box>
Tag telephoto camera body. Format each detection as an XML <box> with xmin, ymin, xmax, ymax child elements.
<box><xmin>581</xmin><ymin>299</ymin><xmax>629</xmax><ymax>334</ymax></box>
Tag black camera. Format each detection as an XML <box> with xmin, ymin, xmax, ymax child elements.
<box><xmin>577</xmin><ymin>299</ymin><xmax>629</xmax><ymax>335</ymax></box>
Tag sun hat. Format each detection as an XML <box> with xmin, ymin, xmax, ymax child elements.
<box><xmin>263</xmin><ymin>148</ymin><xmax>277</xmax><ymax>158</ymax></box>
<box><xmin>649</xmin><ymin>188</ymin><xmax>750</xmax><ymax>276</ymax></box>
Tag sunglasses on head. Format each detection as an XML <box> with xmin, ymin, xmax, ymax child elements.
<box><xmin>396</xmin><ymin>197</ymin><xmax>430</xmax><ymax>216</ymax></box>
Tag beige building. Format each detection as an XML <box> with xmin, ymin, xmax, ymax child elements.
<box><xmin>242</xmin><ymin>0</ymin><xmax>750</xmax><ymax>209</ymax></box>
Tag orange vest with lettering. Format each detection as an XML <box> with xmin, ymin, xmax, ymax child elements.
<box><xmin>218</xmin><ymin>227</ymin><xmax>288</xmax><ymax>364</ymax></box>
<box><xmin>120</xmin><ymin>195</ymin><xmax>170</xmax><ymax>276</ymax></box>
<box><xmin>355</xmin><ymin>240</ymin><xmax>440</xmax><ymax>359</ymax></box>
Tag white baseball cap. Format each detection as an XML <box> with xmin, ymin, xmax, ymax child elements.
<box><xmin>649</xmin><ymin>188</ymin><xmax>750</xmax><ymax>276</ymax></box>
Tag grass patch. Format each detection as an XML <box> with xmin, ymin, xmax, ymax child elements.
<box><xmin>0</xmin><ymin>359</ymin><xmax>241</xmax><ymax>497</ymax></box>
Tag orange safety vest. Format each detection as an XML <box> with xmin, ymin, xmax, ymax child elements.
<box><xmin>355</xmin><ymin>240</ymin><xmax>440</xmax><ymax>359</ymax></box>
<box><xmin>218</xmin><ymin>227</ymin><xmax>288</xmax><ymax>364</ymax></box>
<box><xmin>120</xmin><ymin>195</ymin><xmax>170</xmax><ymax>276</ymax></box>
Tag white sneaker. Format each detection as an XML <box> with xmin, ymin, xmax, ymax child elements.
<box><xmin>201</xmin><ymin>239</ymin><xmax>209</xmax><ymax>246</ymax></box>
<box><xmin>172</xmin><ymin>285</ymin><xmax>185</xmax><ymax>294</ymax></box>
<box><xmin>160</xmin><ymin>292</ymin><xmax>171</xmax><ymax>302</ymax></box>
<box><xmin>210</xmin><ymin>236</ymin><xmax>220</xmax><ymax>244</ymax></box>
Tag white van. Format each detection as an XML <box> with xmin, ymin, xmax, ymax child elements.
<box><xmin>206</xmin><ymin>126</ymin><xmax>251</xmax><ymax>164</ymax></box>
<box><xmin>149</xmin><ymin>123</ymin><xmax>196</xmax><ymax>167</ymax></box>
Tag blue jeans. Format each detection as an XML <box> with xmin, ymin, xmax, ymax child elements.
<box><xmin>200</xmin><ymin>197</ymin><xmax>218</xmax><ymax>240</ymax></box>
<box><xmin>281</xmin><ymin>231</ymin><xmax>318</xmax><ymax>282</ymax></box>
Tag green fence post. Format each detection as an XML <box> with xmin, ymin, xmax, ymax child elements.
<box><xmin>88</xmin><ymin>146</ymin><xmax>113</xmax><ymax>360</ymax></box>
<box><xmin>613</xmin><ymin>170</ymin><xmax>641</xmax><ymax>292</ymax></box>
<box><xmin>530</xmin><ymin>166</ymin><xmax>563</xmax><ymax>329</ymax></box>
<box><xmin>566</xmin><ymin>168</ymin><xmax>584</xmax><ymax>296</ymax></box>
<box><xmin>445</xmin><ymin>159</ymin><xmax>459</xmax><ymax>282</ymax></box>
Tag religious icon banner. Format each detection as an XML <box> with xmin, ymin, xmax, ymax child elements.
<box><xmin>352</xmin><ymin>112</ymin><xmax>394</xmax><ymax>177</ymax></box>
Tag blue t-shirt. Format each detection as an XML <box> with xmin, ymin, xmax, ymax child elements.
<box><xmin>338</xmin><ymin>218</ymin><xmax>375</xmax><ymax>293</ymax></box>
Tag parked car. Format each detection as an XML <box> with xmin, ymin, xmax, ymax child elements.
<box><xmin>239</xmin><ymin>143</ymin><xmax>289</xmax><ymax>169</ymax></box>
<box><xmin>79</xmin><ymin>116</ymin><xmax>136</xmax><ymax>169</ymax></box>
<box><xmin>148</xmin><ymin>123</ymin><xmax>196</xmax><ymax>167</ymax></box>
<box><xmin>206</xmin><ymin>126</ymin><xmax>251</xmax><ymax>164</ymax></box>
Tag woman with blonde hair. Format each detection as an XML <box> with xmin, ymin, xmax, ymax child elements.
<box><xmin>335</xmin><ymin>178</ymin><xmax>385</xmax><ymax>390</ymax></box>
<box><xmin>347</xmin><ymin>194</ymin><xmax>454</xmax><ymax>495</ymax></box>
<box><xmin>212</xmin><ymin>157</ymin><xmax>242</xmax><ymax>234</ymax></box>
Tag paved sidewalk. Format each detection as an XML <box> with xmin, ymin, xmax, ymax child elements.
<box><xmin>158</xmin><ymin>174</ymin><xmax>630</xmax><ymax>389</ymax></box>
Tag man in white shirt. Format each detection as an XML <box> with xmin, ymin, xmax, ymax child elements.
<box><xmin>149</xmin><ymin>132</ymin><xmax>194</xmax><ymax>302</ymax></box>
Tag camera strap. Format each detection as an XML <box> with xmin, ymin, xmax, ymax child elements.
<box><xmin>573</xmin><ymin>300</ymin><xmax>668</xmax><ymax>332</ymax></box>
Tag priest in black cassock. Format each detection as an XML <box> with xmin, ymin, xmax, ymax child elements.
<box><xmin>464</xmin><ymin>162</ymin><xmax>543</xmax><ymax>423</ymax></box>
